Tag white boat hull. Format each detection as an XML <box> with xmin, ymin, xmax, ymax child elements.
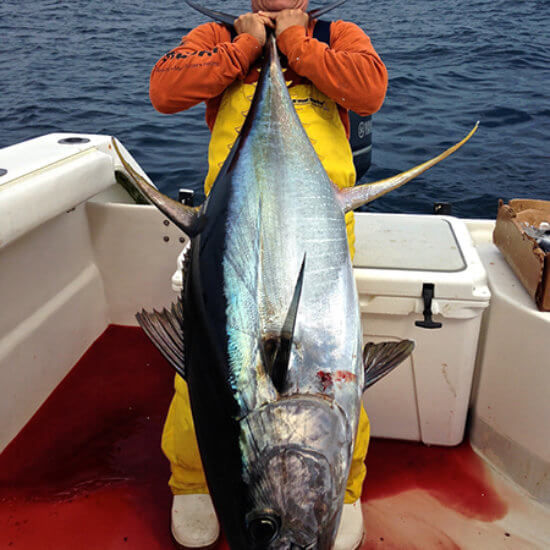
<box><xmin>1</xmin><ymin>133</ymin><xmax>549</xmax><ymax>548</ymax></box>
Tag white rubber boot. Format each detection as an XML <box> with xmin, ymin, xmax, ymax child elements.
<box><xmin>333</xmin><ymin>499</ymin><xmax>365</xmax><ymax>550</ymax></box>
<box><xmin>171</xmin><ymin>494</ymin><xmax>220</xmax><ymax>549</ymax></box>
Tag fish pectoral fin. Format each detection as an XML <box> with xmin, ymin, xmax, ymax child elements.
<box><xmin>265</xmin><ymin>255</ymin><xmax>306</xmax><ymax>394</ymax></box>
<box><xmin>111</xmin><ymin>138</ymin><xmax>204</xmax><ymax>237</ymax></box>
<box><xmin>337</xmin><ymin>122</ymin><xmax>479</xmax><ymax>213</ymax></box>
<box><xmin>136</xmin><ymin>297</ymin><xmax>186</xmax><ymax>379</ymax></box>
<box><xmin>362</xmin><ymin>339</ymin><xmax>415</xmax><ymax>392</ymax></box>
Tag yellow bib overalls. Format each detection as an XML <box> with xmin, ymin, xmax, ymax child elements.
<box><xmin>162</xmin><ymin>78</ymin><xmax>370</xmax><ymax>504</ymax></box>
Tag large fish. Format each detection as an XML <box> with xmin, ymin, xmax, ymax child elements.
<box><xmin>112</xmin><ymin>14</ymin><xmax>477</xmax><ymax>548</ymax></box>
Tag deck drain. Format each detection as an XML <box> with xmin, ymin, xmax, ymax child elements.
<box><xmin>0</xmin><ymin>169</ymin><xmax>7</xmax><ymax>177</ymax></box>
<box><xmin>58</xmin><ymin>137</ymin><xmax>90</xmax><ymax>145</ymax></box>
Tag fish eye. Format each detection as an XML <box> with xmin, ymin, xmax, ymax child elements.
<box><xmin>247</xmin><ymin>513</ymin><xmax>280</xmax><ymax>547</ymax></box>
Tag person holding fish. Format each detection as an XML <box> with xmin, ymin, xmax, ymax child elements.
<box><xmin>150</xmin><ymin>0</ymin><xmax>388</xmax><ymax>548</ymax></box>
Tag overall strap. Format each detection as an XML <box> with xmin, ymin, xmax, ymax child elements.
<box><xmin>311</xmin><ymin>19</ymin><xmax>373</xmax><ymax>180</ymax></box>
<box><xmin>312</xmin><ymin>19</ymin><xmax>332</xmax><ymax>45</ymax></box>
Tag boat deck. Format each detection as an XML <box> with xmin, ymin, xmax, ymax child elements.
<box><xmin>1</xmin><ymin>326</ymin><xmax>548</xmax><ymax>549</ymax></box>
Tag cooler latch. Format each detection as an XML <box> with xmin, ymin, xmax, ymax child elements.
<box><xmin>415</xmin><ymin>283</ymin><xmax>442</xmax><ymax>329</ymax></box>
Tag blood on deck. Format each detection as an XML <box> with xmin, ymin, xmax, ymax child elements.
<box><xmin>0</xmin><ymin>326</ymin><xmax>506</xmax><ymax>549</ymax></box>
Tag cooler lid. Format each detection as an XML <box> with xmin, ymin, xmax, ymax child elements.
<box><xmin>353</xmin><ymin>213</ymin><xmax>490</xmax><ymax>302</ymax></box>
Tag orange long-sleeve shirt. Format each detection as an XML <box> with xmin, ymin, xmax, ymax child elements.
<box><xmin>149</xmin><ymin>19</ymin><xmax>388</xmax><ymax>137</ymax></box>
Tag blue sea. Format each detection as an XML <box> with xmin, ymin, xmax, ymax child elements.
<box><xmin>1</xmin><ymin>0</ymin><xmax>548</xmax><ymax>218</ymax></box>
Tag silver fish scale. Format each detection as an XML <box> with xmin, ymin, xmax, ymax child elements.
<box><xmin>222</xmin><ymin>44</ymin><xmax>363</xmax><ymax>424</ymax></box>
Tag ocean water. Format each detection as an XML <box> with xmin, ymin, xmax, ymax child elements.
<box><xmin>1</xmin><ymin>0</ymin><xmax>548</xmax><ymax>218</ymax></box>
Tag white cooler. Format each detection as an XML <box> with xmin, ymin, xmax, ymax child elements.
<box><xmin>353</xmin><ymin>213</ymin><xmax>490</xmax><ymax>446</ymax></box>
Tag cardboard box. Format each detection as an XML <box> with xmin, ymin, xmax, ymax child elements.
<box><xmin>493</xmin><ymin>199</ymin><xmax>550</xmax><ymax>311</ymax></box>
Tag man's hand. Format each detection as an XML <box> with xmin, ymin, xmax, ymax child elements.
<box><xmin>234</xmin><ymin>12</ymin><xmax>274</xmax><ymax>47</ymax></box>
<box><xmin>258</xmin><ymin>9</ymin><xmax>309</xmax><ymax>37</ymax></box>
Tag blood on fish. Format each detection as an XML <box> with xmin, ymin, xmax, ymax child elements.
<box><xmin>334</xmin><ymin>371</ymin><xmax>356</xmax><ymax>383</ymax></box>
<box><xmin>317</xmin><ymin>371</ymin><xmax>333</xmax><ymax>391</ymax></box>
<box><xmin>317</xmin><ymin>370</ymin><xmax>357</xmax><ymax>391</ymax></box>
